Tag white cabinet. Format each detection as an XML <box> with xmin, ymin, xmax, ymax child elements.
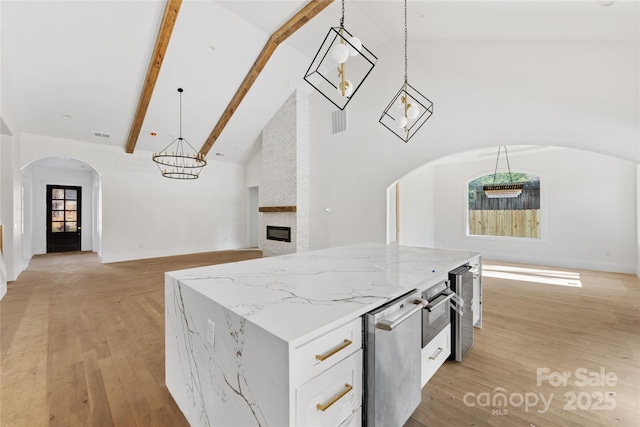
<box><xmin>294</xmin><ymin>317</ymin><xmax>362</xmax><ymax>387</ymax></box>
<box><xmin>420</xmin><ymin>324</ymin><xmax>451</xmax><ymax>387</ymax></box>
<box><xmin>295</xmin><ymin>350</ymin><xmax>363</xmax><ymax>426</ymax></box>
<box><xmin>293</xmin><ymin>318</ymin><xmax>363</xmax><ymax>426</ymax></box>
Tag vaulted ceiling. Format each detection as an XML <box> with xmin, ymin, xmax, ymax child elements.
<box><xmin>1</xmin><ymin>1</ymin><xmax>638</xmax><ymax>164</ymax></box>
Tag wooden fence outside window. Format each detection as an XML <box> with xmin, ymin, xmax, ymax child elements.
<box><xmin>468</xmin><ymin>209</ymin><xmax>540</xmax><ymax>238</ymax></box>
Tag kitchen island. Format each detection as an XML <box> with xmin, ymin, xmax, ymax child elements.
<box><xmin>165</xmin><ymin>243</ymin><xmax>480</xmax><ymax>427</ymax></box>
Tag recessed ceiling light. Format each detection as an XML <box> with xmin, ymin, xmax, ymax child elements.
<box><xmin>207</xmin><ymin>45</ymin><xmax>215</xmax><ymax>52</ymax></box>
<box><xmin>597</xmin><ymin>0</ymin><xmax>615</xmax><ymax>6</ymax></box>
<box><xmin>215</xmin><ymin>152</ymin><xmax>225</xmax><ymax>157</ymax></box>
<box><xmin>62</xmin><ymin>114</ymin><xmax>72</xmax><ymax>120</ymax></box>
<box><xmin>150</xmin><ymin>132</ymin><xmax>157</xmax><ymax>136</ymax></box>
<box><xmin>414</xmin><ymin>11</ymin><xmax>424</xmax><ymax>18</ymax></box>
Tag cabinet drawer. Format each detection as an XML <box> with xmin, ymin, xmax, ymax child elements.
<box><xmin>296</xmin><ymin>349</ymin><xmax>363</xmax><ymax>427</ymax></box>
<box><xmin>421</xmin><ymin>325</ymin><xmax>451</xmax><ymax>387</ymax></box>
<box><xmin>294</xmin><ymin>317</ymin><xmax>362</xmax><ymax>386</ymax></box>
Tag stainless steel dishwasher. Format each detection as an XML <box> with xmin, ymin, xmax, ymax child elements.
<box><xmin>364</xmin><ymin>289</ymin><xmax>425</xmax><ymax>427</ymax></box>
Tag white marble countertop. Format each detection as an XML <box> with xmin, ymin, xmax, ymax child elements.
<box><xmin>166</xmin><ymin>243</ymin><xmax>479</xmax><ymax>346</ymax></box>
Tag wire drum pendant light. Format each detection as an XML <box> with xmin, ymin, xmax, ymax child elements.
<box><xmin>483</xmin><ymin>146</ymin><xmax>524</xmax><ymax>198</ymax></box>
<box><xmin>152</xmin><ymin>88</ymin><xmax>206</xmax><ymax>179</ymax></box>
<box><xmin>379</xmin><ymin>0</ymin><xmax>433</xmax><ymax>142</ymax></box>
<box><xmin>303</xmin><ymin>0</ymin><xmax>377</xmax><ymax>110</ymax></box>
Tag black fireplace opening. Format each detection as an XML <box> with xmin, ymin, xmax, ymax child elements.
<box><xmin>266</xmin><ymin>226</ymin><xmax>291</xmax><ymax>242</ymax></box>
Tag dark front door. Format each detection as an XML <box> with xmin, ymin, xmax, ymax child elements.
<box><xmin>46</xmin><ymin>185</ymin><xmax>81</xmax><ymax>253</ymax></box>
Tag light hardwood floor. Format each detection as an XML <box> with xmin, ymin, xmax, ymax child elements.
<box><xmin>411</xmin><ymin>261</ymin><xmax>640</xmax><ymax>427</ymax></box>
<box><xmin>1</xmin><ymin>252</ymin><xmax>638</xmax><ymax>426</ymax></box>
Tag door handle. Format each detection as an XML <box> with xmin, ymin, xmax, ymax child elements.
<box><xmin>376</xmin><ymin>300</ymin><xmax>425</xmax><ymax>331</ymax></box>
<box><xmin>426</xmin><ymin>291</ymin><xmax>454</xmax><ymax>312</ymax></box>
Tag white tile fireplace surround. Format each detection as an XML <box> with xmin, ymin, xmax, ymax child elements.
<box><xmin>260</xmin><ymin>90</ymin><xmax>309</xmax><ymax>257</ymax></box>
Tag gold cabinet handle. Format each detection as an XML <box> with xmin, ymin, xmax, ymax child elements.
<box><xmin>316</xmin><ymin>383</ymin><xmax>353</xmax><ymax>412</ymax></box>
<box><xmin>315</xmin><ymin>339</ymin><xmax>352</xmax><ymax>361</ymax></box>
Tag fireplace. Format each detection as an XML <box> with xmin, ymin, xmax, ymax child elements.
<box><xmin>266</xmin><ymin>226</ymin><xmax>291</xmax><ymax>243</ymax></box>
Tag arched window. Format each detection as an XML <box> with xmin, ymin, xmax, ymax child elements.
<box><xmin>468</xmin><ymin>173</ymin><xmax>540</xmax><ymax>239</ymax></box>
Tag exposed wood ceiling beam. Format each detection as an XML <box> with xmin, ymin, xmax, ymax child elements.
<box><xmin>125</xmin><ymin>0</ymin><xmax>182</xmax><ymax>154</ymax></box>
<box><xmin>199</xmin><ymin>0</ymin><xmax>334</xmax><ymax>157</ymax></box>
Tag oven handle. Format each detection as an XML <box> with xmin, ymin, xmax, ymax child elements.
<box><xmin>450</xmin><ymin>293</ymin><xmax>464</xmax><ymax>316</ymax></box>
<box><xmin>426</xmin><ymin>291</ymin><xmax>455</xmax><ymax>312</ymax></box>
<box><xmin>376</xmin><ymin>299</ymin><xmax>427</xmax><ymax>331</ymax></box>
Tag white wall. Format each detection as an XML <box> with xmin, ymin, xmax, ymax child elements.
<box><xmin>309</xmin><ymin>40</ymin><xmax>639</xmax><ymax>256</ymax></box>
<box><xmin>637</xmin><ymin>166</ymin><xmax>640</xmax><ymax>277</ymax></box>
<box><xmin>21</xmin><ymin>170</ymin><xmax>32</xmax><ymax>260</ymax></box>
<box><xmin>398</xmin><ymin>167</ymin><xmax>436</xmax><ymax>249</ymax></box>
<box><xmin>0</xmin><ymin>251</ymin><xmax>6</xmax><ymax>299</ymax></box>
<box><xmin>400</xmin><ymin>147</ymin><xmax>637</xmax><ymax>273</ymax></box>
<box><xmin>245</xmin><ymin>148</ymin><xmax>262</xmax><ymax>249</ymax></box>
<box><xmin>0</xmin><ymin>132</ymin><xmax>25</xmax><ymax>281</ymax></box>
<box><xmin>386</xmin><ymin>183</ymin><xmax>397</xmax><ymax>243</ymax></box>
<box><xmin>245</xmin><ymin>145</ymin><xmax>262</xmax><ymax>188</ymax></box>
<box><xmin>0</xmin><ymin>125</ymin><xmax>6</xmax><ymax>297</ymax></box>
<box><xmin>19</xmin><ymin>133</ymin><xmax>246</xmax><ymax>263</ymax></box>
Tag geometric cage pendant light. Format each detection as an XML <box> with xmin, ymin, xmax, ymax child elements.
<box><xmin>152</xmin><ymin>88</ymin><xmax>207</xmax><ymax>179</ymax></box>
<box><xmin>379</xmin><ymin>0</ymin><xmax>433</xmax><ymax>143</ymax></box>
<box><xmin>303</xmin><ymin>0</ymin><xmax>377</xmax><ymax>110</ymax></box>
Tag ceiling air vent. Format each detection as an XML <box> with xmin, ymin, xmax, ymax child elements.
<box><xmin>331</xmin><ymin>109</ymin><xmax>348</xmax><ymax>135</ymax></box>
<box><xmin>94</xmin><ymin>132</ymin><xmax>110</xmax><ymax>138</ymax></box>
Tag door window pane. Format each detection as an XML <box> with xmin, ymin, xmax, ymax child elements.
<box><xmin>65</xmin><ymin>189</ymin><xmax>77</xmax><ymax>200</ymax></box>
<box><xmin>52</xmin><ymin>222</ymin><xmax>64</xmax><ymax>232</ymax></box>
<box><xmin>52</xmin><ymin>211</ymin><xmax>64</xmax><ymax>221</ymax></box>
<box><xmin>52</xmin><ymin>200</ymin><xmax>64</xmax><ymax>210</ymax></box>
<box><xmin>65</xmin><ymin>201</ymin><xmax>77</xmax><ymax>211</ymax></box>
<box><xmin>65</xmin><ymin>223</ymin><xmax>77</xmax><ymax>232</ymax></box>
<box><xmin>65</xmin><ymin>211</ymin><xmax>77</xmax><ymax>221</ymax></box>
<box><xmin>52</xmin><ymin>189</ymin><xmax>65</xmax><ymax>199</ymax></box>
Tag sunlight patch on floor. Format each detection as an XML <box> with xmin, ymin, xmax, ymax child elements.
<box><xmin>483</xmin><ymin>264</ymin><xmax>582</xmax><ymax>287</ymax></box>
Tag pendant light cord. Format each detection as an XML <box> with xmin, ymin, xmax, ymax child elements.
<box><xmin>178</xmin><ymin>88</ymin><xmax>183</xmax><ymax>140</ymax></box>
<box><xmin>492</xmin><ymin>146</ymin><xmax>514</xmax><ymax>184</ymax></box>
<box><xmin>492</xmin><ymin>146</ymin><xmax>501</xmax><ymax>184</ymax></box>
<box><xmin>404</xmin><ymin>0</ymin><xmax>408</xmax><ymax>84</ymax></box>
<box><xmin>504</xmin><ymin>146</ymin><xmax>514</xmax><ymax>183</ymax></box>
<box><xmin>340</xmin><ymin>0</ymin><xmax>345</xmax><ymax>27</ymax></box>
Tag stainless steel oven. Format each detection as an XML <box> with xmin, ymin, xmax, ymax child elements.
<box><xmin>421</xmin><ymin>280</ymin><xmax>456</xmax><ymax>348</ymax></box>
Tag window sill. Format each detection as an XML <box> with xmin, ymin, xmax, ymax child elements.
<box><xmin>463</xmin><ymin>234</ymin><xmax>547</xmax><ymax>244</ymax></box>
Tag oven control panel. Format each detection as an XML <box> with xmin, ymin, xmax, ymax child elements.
<box><xmin>423</xmin><ymin>280</ymin><xmax>450</xmax><ymax>300</ymax></box>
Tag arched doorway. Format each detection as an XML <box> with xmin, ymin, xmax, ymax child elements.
<box><xmin>391</xmin><ymin>145</ymin><xmax>637</xmax><ymax>274</ymax></box>
<box><xmin>22</xmin><ymin>157</ymin><xmax>102</xmax><ymax>258</ymax></box>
